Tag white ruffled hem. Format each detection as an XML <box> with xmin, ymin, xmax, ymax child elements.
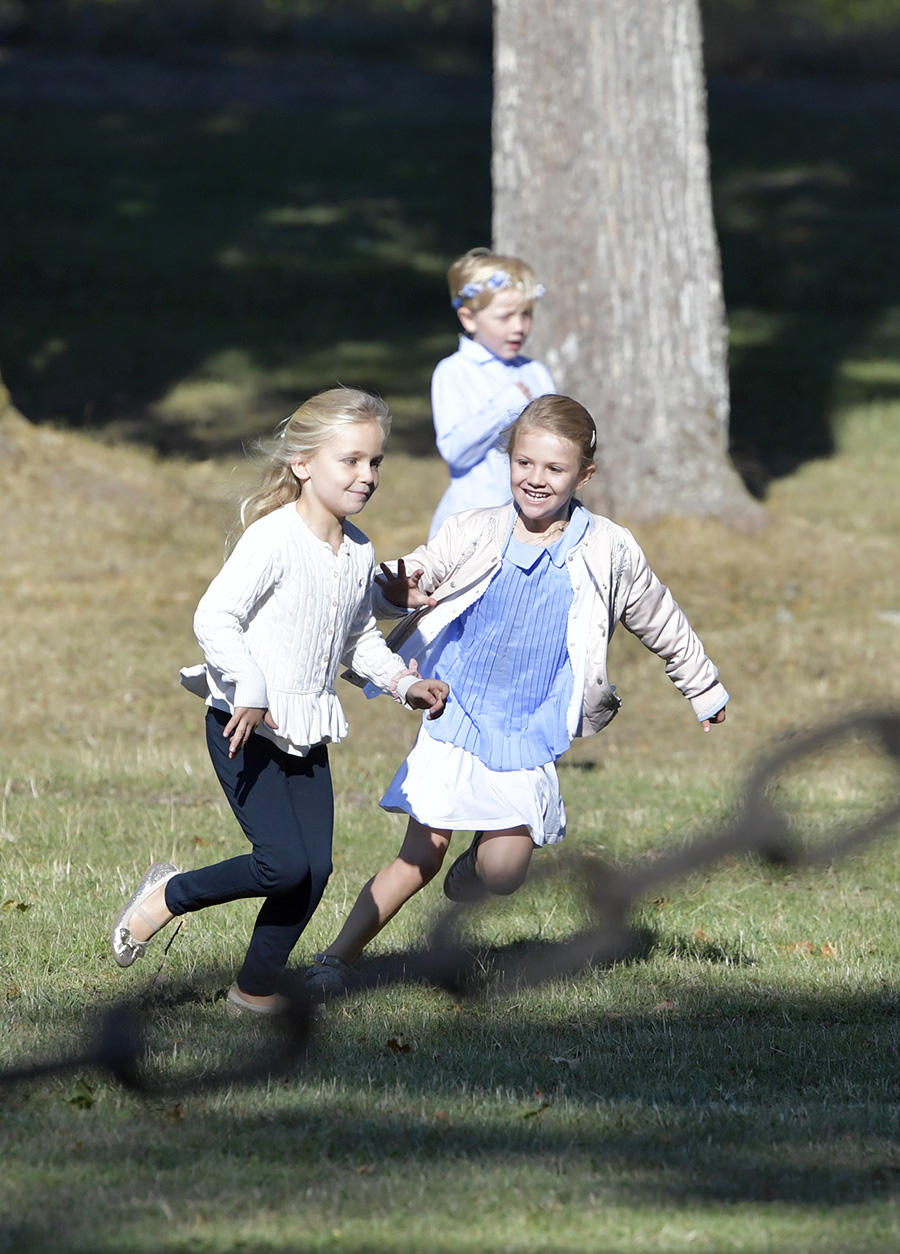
<box><xmin>179</xmin><ymin>665</ymin><xmax>349</xmax><ymax>757</ymax></box>
<box><xmin>380</xmin><ymin>728</ymin><xmax>566</xmax><ymax>847</ymax></box>
<box><xmin>259</xmin><ymin>688</ymin><xmax>349</xmax><ymax>756</ymax></box>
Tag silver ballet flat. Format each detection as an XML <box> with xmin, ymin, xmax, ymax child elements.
<box><xmin>111</xmin><ymin>861</ymin><xmax>179</xmax><ymax>968</ymax></box>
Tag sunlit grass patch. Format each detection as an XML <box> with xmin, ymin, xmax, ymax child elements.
<box><xmin>2</xmin><ymin>197</ymin><xmax>900</xmax><ymax>1254</ymax></box>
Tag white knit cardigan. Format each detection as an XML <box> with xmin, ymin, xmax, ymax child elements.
<box><xmin>180</xmin><ymin>503</ymin><xmax>418</xmax><ymax>756</ymax></box>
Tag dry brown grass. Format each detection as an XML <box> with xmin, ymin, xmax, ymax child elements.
<box><xmin>1</xmin><ymin>405</ymin><xmax>897</xmax><ymax>795</ymax></box>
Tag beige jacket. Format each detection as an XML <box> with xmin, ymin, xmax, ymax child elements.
<box><xmin>364</xmin><ymin>503</ymin><xmax>728</xmax><ymax>739</ymax></box>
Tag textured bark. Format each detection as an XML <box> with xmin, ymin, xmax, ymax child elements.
<box><xmin>493</xmin><ymin>0</ymin><xmax>762</xmax><ymax>525</ymax></box>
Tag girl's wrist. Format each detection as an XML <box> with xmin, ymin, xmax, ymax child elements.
<box><xmin>390</xmin><ymin>667</ymin><xmax>421</xmax><ymax>704</ymax></box>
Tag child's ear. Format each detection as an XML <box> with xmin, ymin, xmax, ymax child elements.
<box><xmin>290</xmin><ymin>456</ymin><xmax>310</xmax><ymax>484</ymax></box>
<box><xmin>457</xmin><ymin>305</ymin><xmax>478</xmax><ymax>337</ymax></box>
<box><xmin>577</xmin><ymin>463</ymin><xmax>596</xmax><ymax>491</ymax></box>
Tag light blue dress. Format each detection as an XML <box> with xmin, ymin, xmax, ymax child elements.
<box><xmin>426</xmin><ymin>510</ymin><xmax>590</xmax><ymax>768</ymax></box>
<box><xmin>380</xmin><ymin>508</ymin><xmax>592</xmax><ymax>845</ymax></box>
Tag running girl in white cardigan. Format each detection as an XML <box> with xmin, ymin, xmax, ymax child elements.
<box><xmin>307</xmin><ymin>393</ymin><xmax>727</xmax><ymax>995</ymax></box>
<box><xmin>111</xmin><ymin>388</ymin><xmax>448</xmax><ymax>1014</ymax></box>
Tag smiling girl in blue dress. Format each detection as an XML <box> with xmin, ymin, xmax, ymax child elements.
<box><xmin>308</xmin><ymin>393</ymin><xmax>728</xmax><ymax>994</ymax></box>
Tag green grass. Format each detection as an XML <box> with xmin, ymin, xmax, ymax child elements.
<box><xmin>0</xmin><ymin>93</ymin><xmax>489</xmax><ymax>455</ymax></box>
<box><xmin>4</xmin><ymin>44</ymin><xmax>900</xmax><ymax>1254</ymax></box>
<box><xmin>709</xmin><ymin>78</ymin><xmax>900</xmax><ymax>489</ymax></box>
<box><xmin>2</xmin><ymin>397</ymin><xmax>900</xmax><ymax>1251</ymax></box>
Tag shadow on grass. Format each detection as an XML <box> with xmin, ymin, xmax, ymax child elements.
<box><xmin>4</xmin><ymin>975</ymin><xmax>900</xmax><ymax>1243</ymax></box>
<box><xmin>3</xmin><ymin>61</ymin><xmax>900</xmax><ymax>484</ymax></box>
<box><xmin>711</xmin><ymin>77</ymin><xmax>900</xmax><ymax>492</ymax></box>
<box><xmin>0</xmin><ymin>74</ymin><xmax>491</xmax><ymax>457</ymax></box>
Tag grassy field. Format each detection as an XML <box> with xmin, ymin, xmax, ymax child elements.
<box><xmin>1</xmin><ymin>397</ymin><xmax>900</xmax><ymax>1252</ymax></box>
<box><xmin>3</xmin><ymin>41</ymin><xmax>900</xmax><ymax>1254</ymax></box>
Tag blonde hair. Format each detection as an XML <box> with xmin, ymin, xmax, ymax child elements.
<box><xmin>239</xmin><ymin>387</ymin><xmax>391</xmax><ymax>531</ymax></box>
<box><xmin>447</xmin><ymin>247</ymin><xmax>545</xmax><ymax>313</ymax></box>
<box><xmin>506</xmin><ymin>394</ymin><xmax>597</xmax><ymax>475</ymax></box>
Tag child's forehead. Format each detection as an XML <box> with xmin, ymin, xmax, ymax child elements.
<box><xmin>325</xmin><ymin>421</ymin><xmax>385</xmax><ymax>453</ymax></box>
<box><xmin>513</xmin><ymin>428</ymin><xmax>579</xmax><ymax>458</ymax></box>
<box><xmin>481</xmin><ymin>287</ymin><xmax>532</xmax><ymax>314</ymax></box>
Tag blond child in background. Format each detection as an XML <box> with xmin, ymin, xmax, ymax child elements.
<box><xmin>428</xmin><ymin>247</ymin><xmax>555</xmax><ymax>539</ymax></box>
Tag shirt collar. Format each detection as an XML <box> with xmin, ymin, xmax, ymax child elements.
<box><xmin>504</xmin><ymin>502</ymin><xmax>592</xmax><ymax>570</ymax></box>
<box><xmin>457</xmin><ymin>335</ymin><xmax>528</xmax><ymax>368</ymax></box>
<box><xmin>550</xmin><ymin>503</ymin><xmax>591</xmax><ymax>565</ymax></box>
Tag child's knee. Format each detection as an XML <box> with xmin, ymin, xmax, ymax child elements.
<box><xmin>253</xmin><ymin>851</ymin><xmax>311</xmax><ymax>895</ymax></box>
<box><xmin>478</xmin><ymin>838</ymin><xmax>533</xmax><ymax>896</ymax></box>
<box><xmin>481</xmin><ymin>867</ymin><xmax>528</xmax><ymax>896</ymax></box>
<box><xmin>399</xmin><ymin>824</ymin><xmax>450</xmax><ymax>885</ymax></box>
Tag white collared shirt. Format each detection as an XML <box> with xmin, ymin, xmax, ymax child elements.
<box><xmin>428</xmin><ymin>336</ymin><xmax>555</xmax><ymax>538</ymax></box>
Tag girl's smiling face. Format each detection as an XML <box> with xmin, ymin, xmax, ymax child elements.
<box><xmin>509</xmin><ymin>428</ymin><xmax>595</xmax><ymax>531</ymax></box>
<box><xmin>291</xmin><ymin>420</ymin><xmax>385</xmax><ymax>525</ymax></box>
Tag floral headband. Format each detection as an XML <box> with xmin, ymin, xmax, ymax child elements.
<box><xmin>451</xmin><ymin>269</ymin><xmax>546</xmax><ymax>309</ymax></box>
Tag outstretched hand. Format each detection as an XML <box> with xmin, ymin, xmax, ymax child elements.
<box><xmin>375</xmin><ymin>558</ymin><xmax>437</xmax><ymax>610</ymax></box>
<box><xmin>406</xmin><ymin>678</ymin><xmax>450</xmax><ymax>720</ymax></box>
<box><xmin>701</xmin><ymin>707</ymin><xmax>727</xmax><ymax>734</ymax></box>
<box><xmin>224</xmin><ymin>707</ymin><xmax>278</xmax><ymax>758</ymax></box>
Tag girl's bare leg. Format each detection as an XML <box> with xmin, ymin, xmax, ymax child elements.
<box><xmin>326</xmin><ymin>818</ymin><xmax>452</xmax><ymax>963</ymax></box>
<box><xmin>476</xmin><ymin>827</ymin><xmax>535</xmax><ymax>895</ymax></box>
<box><xmin>326</xmin><ymin>822</ymin><xmax>538</xmax><ymax>967</ymax></box>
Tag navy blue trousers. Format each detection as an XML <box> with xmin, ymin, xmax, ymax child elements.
<box><xmin>165</xmin><ymin>708</ymin><xmax>334</xmax><ymax>995</ymax></box>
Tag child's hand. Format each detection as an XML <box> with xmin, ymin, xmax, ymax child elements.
<box><xmin>701</xmin><ymin>707</ymin><xmax>727</xmax><ymax>733</ymax></box>
<box><xmin>406</xmin><ymin>679</ymin><xmax>450</xmax><ymax>720</ymax></box>
<box><xmin>376</xmin><ymin>558</ymin><xmax>438</xmax><ymax>610</ymax></box>
<box><xmin>224</xmin><ymin>707</ymin><xmax>278</xmax><ymax>758</ymax></box>
<box><xmin>514</xmin><ymin>382</ymin><xmax>532</xmax><ymax>399</ymax></box>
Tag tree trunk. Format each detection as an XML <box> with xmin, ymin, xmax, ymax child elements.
<box><xmin>493</xmin><ymin>0</ymin><xmax>762</xmax><ymax>526</ymax></box>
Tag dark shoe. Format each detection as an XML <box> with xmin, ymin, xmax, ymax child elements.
<box><xmin>305</xmin><ymin>952</ymin><xmax>352</xmax><ymax>999</ymax></box>
<box><xmin>442</xmin><ymin>832</ymin><xmax>488</xmax><ymax>904</ymax></box>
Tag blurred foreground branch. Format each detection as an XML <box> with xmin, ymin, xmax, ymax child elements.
<box><xmin>2</xmin><ymin>711</ymin><xmax>899</xmax><ymax>1098</ymax></box>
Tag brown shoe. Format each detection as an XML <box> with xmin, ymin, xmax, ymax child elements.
<box><xmin>442</xmin><ymin>832</ymin><xmax>488</xmax><ymax>904</ymax></box>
